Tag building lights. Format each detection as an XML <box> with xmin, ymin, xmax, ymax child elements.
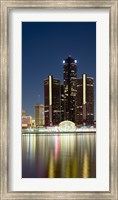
<box><xmin>59</xmin><ymin>120</ymin><xmax>76</xmax><ymax>132</ymax></box>
<box><xmin>43</xmin><ymin>56</ymin><xmax>94</xmax><ymax>127</ymax></box>
<box><xmin>83</xmin><ymin>74</ymin><xmax>86</xmax><ymax>105</ymax></box>
<box><xmin>22</xmin><ymin>125</ymin><xmax>96</xmax><ymax>134</ymax></box>
<box><xmin>49</xmin><ymin>76</ymin><xmax>52</xmax><ymax>106</ymax></box>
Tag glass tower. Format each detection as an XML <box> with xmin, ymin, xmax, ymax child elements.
<box><xmin>63</xmin><ymin>55</ymin><xmax>77</xmax><ymax>122</ymax></box>
<box><xmin>76</xmin><ymin>74</ymin><xmax>94</xmax><ymax>125</ymax></box>
<box><xmin>44</xmin><ymin>75</ymin><xmax>61</xmax><ymax>126</ymax></box>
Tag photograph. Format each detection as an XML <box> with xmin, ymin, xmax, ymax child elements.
<box><xmin>1</xmin><ymin>0</ymin><xmax>118</xmax><ymax>199</ymax></box>
<box><xmin>22</xmin><ymin>22</ymin><xmax>96</xmax><ymax>178</ymax></box>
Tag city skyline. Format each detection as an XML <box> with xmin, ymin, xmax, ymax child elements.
<box><xmin>22</xmin><ymin>22</ymin><xmax>96</xmax><ymax>119</ymax></box>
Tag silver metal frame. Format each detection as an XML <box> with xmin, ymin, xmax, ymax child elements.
<box><xmin>0</xmin><ymin>0</ymin><xmax>118</xmax><ymax>199</ymax></box>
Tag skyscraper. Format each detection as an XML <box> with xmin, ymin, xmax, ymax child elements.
<box><xmin>44</xmin><ymin>75</ymin><xmax>61</xmax><ymax>126</ymax></box>
<box><xmin>35</xmin><ymin>104</ymin><xmax>44</xmax><ymax>127</ymax></box>
<box><xmin>63</xmin><ymin>55</ymin><xmax>77</xmax><ymax>122</ymax></box>
<box><xmin>22</xmin><ymin>115</ymin><xmax>32</xmax><ymax>129</ymax></box>
<box><xmin>60</xmin><ymin>84</ymin><xmax>64</xmax><ymax>122</ymax></box>
<box><xmin>76</xmin><ymin>74</ymin><xmax>94</xmax><ymax>125</ymax></box>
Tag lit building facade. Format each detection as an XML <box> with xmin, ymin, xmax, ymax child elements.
<box><xmin>44</xmin><ymin>75</ymin><xmax>61</xmax><ymax>126</ymax></box>
<box><xmin>35</xmin><ymin>104</ymin><xmax>44</xmax><ymax>127</ymax></box>
<box><xmin>31</xmin><ymin>119</ymin><xmax>35</xmax><ymax>128</ymax></box>
<box><xmin>76</xmin><ymin>74</ymin><xmax>94</xmax><ymax>125</ymax></box>
<box><xmin>63</xmin><ymin>55</ymin><xmax>77</xmax><ymax>122</ymax></box>
<box><xmin>22</xmin><ymin>115</ymin><xmax>32</xmax><ymax>129</ymax></box>
<box><xmin>60</xmin><ymin>84</ymin><xmax>64</xmax><ymax>122</ymax></box>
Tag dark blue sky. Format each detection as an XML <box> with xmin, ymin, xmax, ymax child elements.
<box><xmin>22</xmin><ymin>22</ymin><xmax>96</xmax><ymax>119</ymax></box>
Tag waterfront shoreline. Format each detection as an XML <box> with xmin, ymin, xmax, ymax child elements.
<box><xmin>22</xmin><ymin>131</ymin><xmax>96</xmax><ymax>135</ymax></box>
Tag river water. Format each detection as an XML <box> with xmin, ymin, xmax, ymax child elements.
<box><xmin>22</xmin><ymin>133</ymin><xmax>96</xmax><ymax>178</ymax></box>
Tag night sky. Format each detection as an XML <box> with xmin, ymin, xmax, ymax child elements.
<box><xmin>22</xmin><ymin>22</ymin><xmax>96</xmax><ymax>119</ymax></box>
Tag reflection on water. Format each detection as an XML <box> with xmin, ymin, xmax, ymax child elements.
<box><xmin>22</xmin><ymin>133</ymin><xmax>96</xmax><ymax>178</ymax></box>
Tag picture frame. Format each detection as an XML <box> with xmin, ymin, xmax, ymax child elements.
<box><xmin>0</xmin><ymin>0</ymin><xmax>117</xmax><ymax>199</ymax></box>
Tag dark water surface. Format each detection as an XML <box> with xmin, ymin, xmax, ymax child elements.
<box><xmin>22</xmin><ymin>133</ymin><xmax>96</xmax><ymax>178</ymax></box>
